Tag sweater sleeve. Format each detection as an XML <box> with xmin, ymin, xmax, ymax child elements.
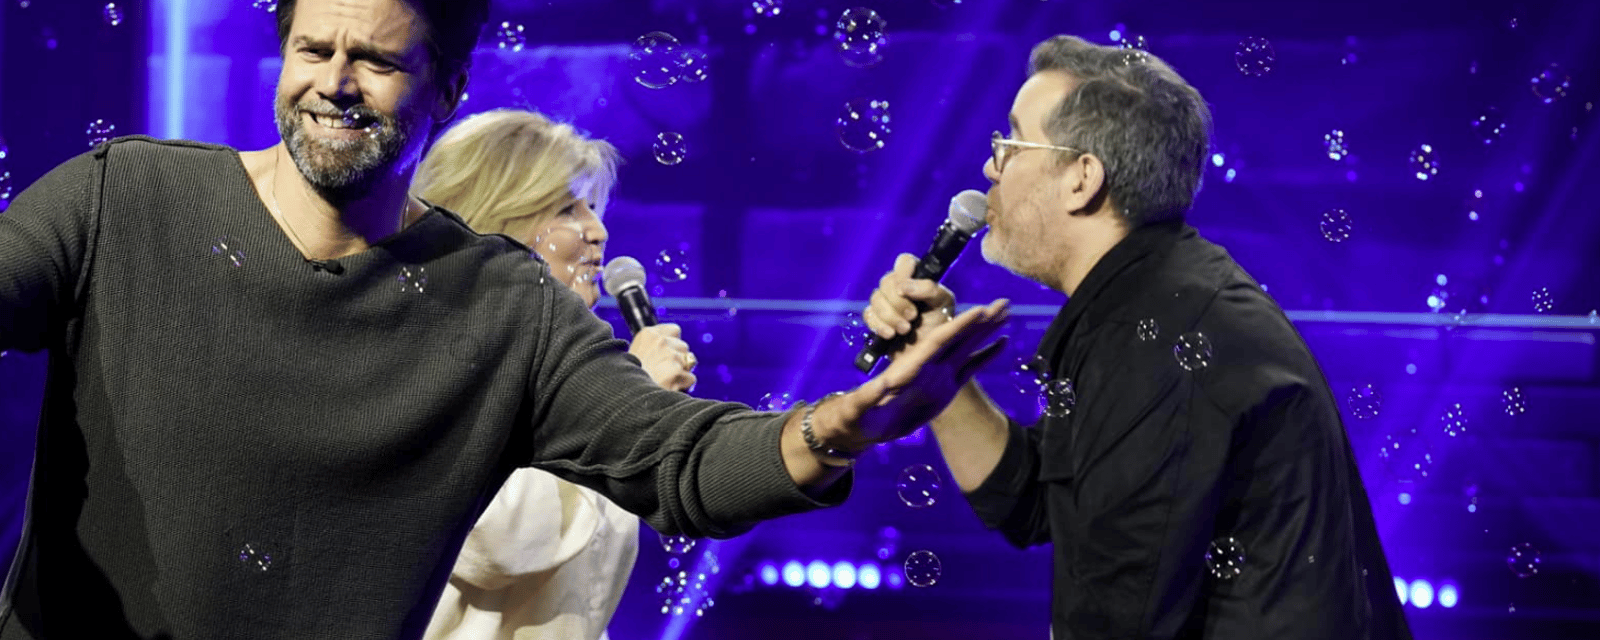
<box><xmin>0</xmin><ymin>149</ymin><xmax>103</xmax><ymax>353</ymax></box>
<box><xmin>522</xmin><ymin>280</ymin><xmax>848</xmax><ymax>539</ymax></box>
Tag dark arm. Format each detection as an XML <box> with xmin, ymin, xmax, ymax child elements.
<box><xmin>0</xmin><ymin>149</ymin><xmax>102</xmax><ymax>353</ymax></box>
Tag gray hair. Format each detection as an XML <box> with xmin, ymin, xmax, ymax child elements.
<box><xmin>1028</xmin><ymin>35</ymin><xmax>1212</xmax><ymax>226</ymax></box>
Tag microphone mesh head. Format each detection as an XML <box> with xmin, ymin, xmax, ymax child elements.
<box><xmin>947</xmin><ymin>189</ymin><xmax>988</xmax><ymax>233</ymax></box>
<box><xmin>602</xmin><ymin>256</ymin><xmax>647</xmax><ymax>294</ymax></box>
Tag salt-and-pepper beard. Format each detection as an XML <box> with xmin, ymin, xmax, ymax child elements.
<box><xmin>273</xmin><ymin>97</ymin><xmax>420</xmax><ymax>201</ymax></box>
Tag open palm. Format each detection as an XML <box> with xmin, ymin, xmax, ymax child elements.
<box><xmin>827</xmin><ymin>299</ymin><xmax>1011</xmax><ymax>445</ymax></box>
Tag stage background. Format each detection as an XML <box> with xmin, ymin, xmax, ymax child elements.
<box><xmin>2</xmin><ymin>1</ymin><xmax>1599</xmax><ymax>638</ymax></box>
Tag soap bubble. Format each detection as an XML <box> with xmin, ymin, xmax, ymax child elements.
<box><xmin>1206</xmin><ymin>537</ymin><xmax>1246</xmax><ymax>580</ymax></box>
<box><xmin>653</xmin><ymin>132</ymin><xmax>688</xmax><ymax>166</ymax></box>
<box><xmin>834</xmin><ymin>8</ymin><xmax>887</xmax><ymax>68</ymax></box>
<box><xmin>494</xmin><ymin>22</ymin><xmax>526</xmax><ymax>51</ymax></box>
<box><xmin>630</xmin><ymin>32</ymin><xmax>683</xmax><ymax>89</ymax></box>
<box><xmin>837</xmin><ymin>98</ymin><xmax>892</xmax><ymax>152</ymax></box>
<box><xmin>1235</xmin><ymin>37</ymin><xmax>1275</xmax><ymax>77</ymax></box>
<box><xmin>1530</xmin><ymin>64</ymin><xmax>1570</xmax><ymax>104</ymax></box>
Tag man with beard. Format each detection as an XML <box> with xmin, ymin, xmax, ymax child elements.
<box><xmin>0</xmin><ymin>0</ymin><xmax>1011</xmax><ymax>638</ymax></box>
<box><xmin>862</xmin><ymin>36</ymin><xmax>1410</xmax><ymax>639</ymax></box>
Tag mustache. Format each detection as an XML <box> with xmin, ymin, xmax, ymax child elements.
<box><xmin>297</xmin><ymin>101</ymin><xmax>382</xmax><ymax>122</ymax></box>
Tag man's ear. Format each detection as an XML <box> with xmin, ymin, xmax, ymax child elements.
<box><xmin>1057</xmin><ymin>153</ymin><xmax>1107</xmax><ymax>215</ymax></box>
<box><xmin>434</xmin><ymin>68</ymin><xmax>469</xmax><ymax>123</ymax></box>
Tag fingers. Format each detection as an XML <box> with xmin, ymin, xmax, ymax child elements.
<box><xmin>934</xmin><ymin>300</ymin><xmax>1012</xmax><ymax>362</ymax></box>
<box><xmin>865</xmin><ymin>254</ymin><xmax>957</xmax><ymax>340</ymax></box>
<box><xmin>877</xmin><ymin>299</ymin><xmax>1010</xmax><ymax>388</ymax></box>
<box><xmin>870</xmin><ymin>291</ymin><xmax>908</xmax><ymax>339</ymax></box>
<box><xmin>629</xmin><ymin>328</ymin><xmax>690</xmax><ymax>358</ymax></box>
<box><xmin>900</xmin><ymin>278</ymin><xmax>954</xmax><ymax>309</ymax></box>
<box><xmin>630</xmin><ymin>324</ymin><xmax>699</xmax><ymax>390</ymax></box>
<box><xmin>667</xmin><ymin>370</ymin><xmax>697</xmax><ymax>393</ymax></box>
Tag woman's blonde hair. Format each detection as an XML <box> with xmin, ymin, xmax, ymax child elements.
<box><xmin>412</xmin><ymin>109</ymin><xmax>621</xmax><ymax>237</ymax></box>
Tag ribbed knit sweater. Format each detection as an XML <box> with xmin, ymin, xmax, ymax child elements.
<box><xmin>0</xmin><ymin>137</ymin><xmax>838</xmax><ymax>639</ymax></box>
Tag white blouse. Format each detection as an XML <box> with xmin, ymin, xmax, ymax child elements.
<box><xmin>423</xmin><ymin>467</ymin><xmax>640</xmax><ymax>640</ymax></box>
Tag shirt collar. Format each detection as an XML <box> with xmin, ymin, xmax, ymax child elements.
<box><xmin>1037</xmin><ymin>218</ymin><xmax>1191</xmax><ymax>365</ymax></box>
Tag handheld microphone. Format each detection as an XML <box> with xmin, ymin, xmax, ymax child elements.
<box><xmin>853</xmin><ymin>189</ymin><xmax>988</xmax><ymax>373</ymax></box>
<box><xmin>602</xmin><ymin>256</ymin><xmax>657</xmax><ymax>335</ymax></box>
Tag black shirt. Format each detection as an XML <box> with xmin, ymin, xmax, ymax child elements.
<box><xmin>964</xmin><ymin>220</ymin><xmax>1412</xmax><ymax>640</ymax></box>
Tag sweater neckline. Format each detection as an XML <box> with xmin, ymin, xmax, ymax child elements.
<box><xmin>225</xmin><ymin>150</ymin><xmax>459</xmax><ymax>270</ymax></box>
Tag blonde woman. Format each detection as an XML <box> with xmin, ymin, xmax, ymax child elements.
<box><xmin>413</xmin><ymin>109</ymin><xmax>696</xmax><ymax>640</ymax></box>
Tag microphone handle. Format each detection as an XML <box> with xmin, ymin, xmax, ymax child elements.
<box><xmin>615</xmin><ymin>285</ymin><xmax>658</xmax><ymax>336</ymax></box>
<box><xmin>853</xmin><ymin>222</ymin><xmax>973</xmax><ymax>374</ymax></box>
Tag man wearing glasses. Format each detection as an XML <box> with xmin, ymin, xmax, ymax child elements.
<box><xmin>863</xmin><ymin>35</ymin><xmax>1411</xmax><ymax>640</ymax></box>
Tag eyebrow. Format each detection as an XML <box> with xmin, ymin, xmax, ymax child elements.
<box><xmin>1007</xmin><ymin>114</ymin><xmax>1020</xmax><ymax>135</ymax></box>
<box><xmin>289</xmin><ymin>35</ymin><xmax>408</xmax><ymax>64</ymax></box>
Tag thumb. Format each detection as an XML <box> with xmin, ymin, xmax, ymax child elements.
<box><xmin>893</xmin><ymin>253</ymin><xmax>919</xmax><ymax>278</ymax></box>
<box><xmin>834</xmin><ymin>376</ymin><xmax>890</xmax><ymax>422</ymax></box>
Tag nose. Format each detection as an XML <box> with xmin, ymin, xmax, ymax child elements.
<box><xmin>585</xmin><ymin>219</ymin><xmax>609</xmax><ymax>249</ymax></box>
<box><xmin>576</xmin><ymin>203</ymin><xmax>608</xmax><ymax>249</ymax></box>
<box><xmin>982</xmin><ymin>155</ymin><xmax>1000</xmax><ymax>184</ymax></box>
<box><xmin>313</xmin><ymin>55</ymin><xmax>360</xmax><ymax>105</ymax></box>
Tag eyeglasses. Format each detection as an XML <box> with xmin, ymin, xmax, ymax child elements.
<box><xmin>990</xmin><ymin>131</ymin><xmax>1084</xmax><ymax>174</ymax></box>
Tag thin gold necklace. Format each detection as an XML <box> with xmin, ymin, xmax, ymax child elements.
<box><xmin>266</xmin><ymin>152</ymin><xmax>323</xmax><ymax>261</ymax></box>
<box><xmin>266</xmin><ymin>150</ymin><xmax>422</xmax><ymax>265</ymax></box>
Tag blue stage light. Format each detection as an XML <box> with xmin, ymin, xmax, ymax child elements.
<box><xmin>1438</xmin><ymin>582</ymin><xmax>1459</xmax><ymax>608</ymax></box>
<box><xmin>859</xmin><ymin>563</ymin><xmax>882</xmax><ymax>590</ymax></box>
<box><xmin>1410</xmin><ymin>580</ymin><xmax>1434</xmax><ymax>609</ymax></box>
<box><xmin>782</xmin><ymin>561</ymin><xmax>805</xmax><ymax>587</ymax></box>
<box><xmin>832</xmin><ymin>562</ymin><xmax>857</xmax><ymax>589</ymax></box>
<box><xmin>759</xmin><ymin>563</ymin><xmax>779</xmax><ymax>586</ymax></box>
<box><xmin>807</xmin><ymin>560</ymin><xmax>831</xmax><ymax>589</ymax></box>
<box><xmin>1394</xmin><ymin>577</ymin><xmax>1408</xmax><ymax>605</ymax></box>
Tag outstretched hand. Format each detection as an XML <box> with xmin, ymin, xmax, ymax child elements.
<box><xmin>820</xmin><ymin>298</ymin><xmax>1010</xmax><ymax>448</ymax></box>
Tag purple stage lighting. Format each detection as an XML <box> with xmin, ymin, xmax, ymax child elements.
<box><xmin>806</xmin><ymin>561</ymin><xmax>831</xmax><ymax>589</ymax></box>
<box><xmin>781</xmin><ymin>561</ymin><xmax>805</xmax><ymax>588</ymax></box>
<box><xmin>1410</xmin><ymin>580</ymin><xmax>1435</xmax><ymax>609</ymax></box>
